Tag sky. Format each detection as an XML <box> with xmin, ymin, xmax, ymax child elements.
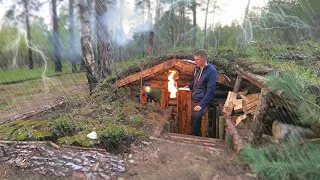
<box><xmin>0</xmin><ymin>0</ymin><xmax>269</xmax><ymax>35</ymax></box>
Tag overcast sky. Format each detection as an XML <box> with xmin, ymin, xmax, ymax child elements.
<box><xmin>0</xmin><ymin>0</ymin><xmax>269</xmax><ymax>35</ymax></box>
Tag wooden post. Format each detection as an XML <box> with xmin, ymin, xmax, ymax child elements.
<box><xmin>218</xmin><ymin>116</ymin><xmax>226</xmax><ymax>140</ymax></box>
<box><xmin>201</xmin><ymin>112</ymin><xmax>208</xmax><ymax>137</ymax></box>
<box><xmin>251</xmin><ymin>88</ymin><xmax>268</xmax><ymax>145</ymax></box>
<box><xmin>140</xmin><ymin>87</ymin><xmax>147</xmax><ymax>104</ymax></box>
<box><xmin>215</xmin><ymin>106</ymin><xmax>221</xmax><ymax>138</ymax></box>
<box><xmin>160</xmin><ymin>88</ymin><xmax>169</xmax><ymax>109</ymax></box>
<box><xmin>178</xmin><ymin>90</ymin><xmax>192</xmax><ymax>134</ymax></box>
<box><xmin>225</xmin><ymin>132</ymin><xmax>233</xmax><ymax>151</ymax></box>
<box><xmin>233</xmin><ymin>75</ymin><xmax>243</xmax><ymax>92</ymax></box>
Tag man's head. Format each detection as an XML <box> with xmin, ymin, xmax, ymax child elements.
<box><xmin>194</xmin><ymin>49</ymin><xmax>208</xmax><ymax>68</ymax></box>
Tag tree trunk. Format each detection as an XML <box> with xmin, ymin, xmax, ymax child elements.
<box><xmin>203</xmin><ymin>0</ymin><xmax>211</xmax><ymax>49</ymax></box>
<box><xmin>69</xmin><ymin>0</ymin><xmax>77</xmax><ymax>73</ymax></box>
<box><xmin>154</xmin><ymin>0</ymin><xmax>161</xmax><ymax>54</ymax></box>
<box><xmin>24</xmin><ymin>0</ymin><xmax>33</xmax><ymax>69</ymax></box>
<box><xmin>95</xmin><ymin>0</ymin><xmax>112</xmax><ymax>79</ymax></box>
<box><xmin>53</xmin><ymin>0</ymin><xmax>62</xmax><ymax>72</ymax></box>
<box><xmin>191</xmin><ymin>0</ymin><xmax>197</xmax><ymax>48</ymax></box>
<box><xmin>147</xmin><ymin>31</ymin><xmax>154</xmax><ymax>56</ymax></box>
<box><xmin>79</xmin><ymin>0</ymin><xmax>98</xmax><ymax>93</ymax></box>
<box><xmin>170</xmin><ymin>0</ymin><xmax>175</xmax><ymax>48</ymax></box>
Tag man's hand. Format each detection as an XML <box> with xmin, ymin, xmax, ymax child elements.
<box><xmin>194</xmin><ymin>105</ymin><xmax>202</xmax><ymax>111</ymax></box>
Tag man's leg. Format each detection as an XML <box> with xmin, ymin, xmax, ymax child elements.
<box><xmin>191</xmin><ymin>103</ymin><xmax>207</xmax><ymax>136</ymax></box>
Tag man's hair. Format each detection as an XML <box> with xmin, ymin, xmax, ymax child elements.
<box><xmin>194</xmin><ymin>49</ymin><xmax>208</xmax><ymax>57</ymax></box>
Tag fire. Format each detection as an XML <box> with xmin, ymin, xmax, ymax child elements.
<box><xmin>168</xmin><ymin>70</ymin><xmax>178</xmax><ymax>98</ymax></box>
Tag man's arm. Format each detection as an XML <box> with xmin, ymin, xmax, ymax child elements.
<box><xmin>199</xmin><ymin>69</ymin><xmax>217</xmax><ymax>109</ymax></box>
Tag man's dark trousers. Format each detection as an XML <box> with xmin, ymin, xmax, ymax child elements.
<box><xmin>191</xmin><ymin>101</ymin><xmax>208</xmax><ymax>136</ymax></box>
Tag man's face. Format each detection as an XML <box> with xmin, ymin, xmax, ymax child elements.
<box><xmin>194</xmin><ymin>56</ymin><xmax>207</xmax><ymax>67</ymax></box>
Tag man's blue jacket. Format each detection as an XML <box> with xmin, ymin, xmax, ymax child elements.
<box><xmin>188</xmin><ymin>63</ymin><xmax>217</xmax><ymax>109</ymax></box>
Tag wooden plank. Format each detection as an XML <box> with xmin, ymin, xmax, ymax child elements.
<box><xmin>201</xmin><ymin>112</ymin><xmax>208</xmax><ymax>137</ymax></box>
<box><xmin>178</xmin><ymin>90</ymin><xmax>192</xmax><ymax>134</ymax></box>
<box><xmin>117</xmin><ymin>59</ymin><xmax>178</xmax><ymax>87</ymax></box>
<box><xmin>240</xmin><ymin>93</ymin><xmax>260</xmax><ymax>104</ymax></box>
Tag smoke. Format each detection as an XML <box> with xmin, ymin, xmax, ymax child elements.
<box><xmin>96</xmin><ymin>1</ymin><xmax>154</xmax><ymax>46</ymax></box>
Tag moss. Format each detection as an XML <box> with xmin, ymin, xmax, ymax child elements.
<box><xmin>134</xmin><ymin>131</ymin><xmax>148</xmax><ymax>137</ymax></box>
<box><xmin>32</xmin><ymin>131</ymin><xmax>53</xmax><ymax>140</ymax></box>
<box><xmin>58</xmin><ymin>130</ymin><xmax>98</xmax><ymax>147</ymax></box>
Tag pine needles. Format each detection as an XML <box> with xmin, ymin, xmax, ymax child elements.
<box><xmin>264</xmin><ymin>71</ymin><xmax>320</xmax><ymax>125</ymax></box>
<box><xmin>240</xmin><ymin>142</ymin><xmax>320</xmax><ymax>180</ymax></box>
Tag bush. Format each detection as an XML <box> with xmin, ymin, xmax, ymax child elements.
<box><xmin>51</xmin><ymin>116</ymin><xmax>74</xmax><ymax>137</ymax></box>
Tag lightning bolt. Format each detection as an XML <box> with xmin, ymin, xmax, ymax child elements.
<box><xmin>11</xmin><ymin>0</ymin><xmax>49</xmax><ymax>93</ymax></box>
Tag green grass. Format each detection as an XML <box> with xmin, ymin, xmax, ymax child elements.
<box><xmin>0</xmin><ymin>65</ymin><xmax>81</xmax><ymax>84</ymax></box>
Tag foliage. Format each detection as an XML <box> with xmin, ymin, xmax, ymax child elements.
<box><xmin>240</xmin><ymin>142</ymin><xmax>320</xmax><ymax>180</ymax></box>
<box><xmin>264</xmin><ymin>71</ymin><xmax>320</xmax><ymax>125</ymax></box>
<box><xmin>51</xmin><ymin>115</ymin><xmax>74</xmax><ymax>137</ymax></box>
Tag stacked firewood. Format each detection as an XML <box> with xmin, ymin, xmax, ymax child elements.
<box><xmin>222</xmin><ymin>90</ymin><xmax>259</xmax><ymax>130</ymax></box>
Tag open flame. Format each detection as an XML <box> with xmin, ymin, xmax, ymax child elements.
<box><xmin>168</xmin><ymin>70</ymin><xmax>178</xmax><ymax>98</ymax></box>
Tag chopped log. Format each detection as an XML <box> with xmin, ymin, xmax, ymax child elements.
<box><xmin>222</xmin><ymin>91</ymin><xmax>237</xmax><ymax>115</ymax></box>
<box><xmin>178</xmin><ymin>90</ymin><xmax>192</xmax><ymax>134</ymax></box>
<box><xmin>251</xmin><ymin>89</ymin><xmax>268</xmax><ymax>145</ymax></box>
<box><xmin>241</xmin><ymin>93</ymin><xmax>260</xmax><ymax>114</ymax></box>
<box><xmin>201</xmin><ymin>112</ymin><xmax>208</xmax><ymax>137</ymax></box>
<box><xmin>240</xmin><ymin>93</ymin><xmax>259</xmax><ymax>104</ymax></box>
<box><xmin>218</xmin><ymin>116</ymin><xmax>226</xmax><ymax>140</ymax></box>
<box><xmin>236</xmin><ymin>114</ymin><xmax>248</xmax><ymax>127</ymax></box>
<box><xmin>272</xmin><ymin>121</ymin><xmax>316</xmax><ymax>140</ymax></box>
<box><xmin>237</xmin><ymin>89</ymin><xmax>248</xmax><ymax>99</ymax></box>
<box><xmin>233</xmin><ymin>99</ymin><xmax>243</xmax><ymax>113</ymax></box>
<box><xmin>233</xmin><ymin>75</ymin><xmax>243</xmax><ymax>92</ymax></box>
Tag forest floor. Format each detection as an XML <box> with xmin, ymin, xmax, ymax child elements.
<box><xmin>0</xmin><ymin>72</ymin><xmax>256</xmax><ymax>180</ymax></box>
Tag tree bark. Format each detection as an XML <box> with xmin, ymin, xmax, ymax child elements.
<box><xmin>24</xmin><ymin>0</ymin><xmax>33</xmax><ymax>69</ymax></box>
<box><xmin>69</xmin><ymin>0</ymin><xmax>77</xmax><ymax>73</ymax></box>
<box><xmin>191</xmin><ymin>0</ymin><xmax>197</xmax><ymax>48</ymax></box>
<box><xmin>251</xmin><ymin>88</ymin><xmax>268</xmax><ymax>145</ymax></box>
<box><xmin>203</xmin><ymin>0</ymin><xmax>211</xmax><ymax>49</ymax></box>
<box><xmin>53</xmin><ymin>0</ymin><xmax>62</xmax><ymax>72</ymax></box>
<box><xmin>79</xmin><ymin>0</ymin><xmax>98</xmax><ymax>93</ymax></box>
<box><xmin>95</xmin><ymin>0</ymin><xmax>112</xmax><ymax>79</ymax></box>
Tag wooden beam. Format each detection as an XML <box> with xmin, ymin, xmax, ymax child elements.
<box><xmin>201</xmin><ymin>112</ymin><xmax>209</xmax><ymax>137</ymax></box>
<box><xmin>116</xmin><ymin>59</ymin><xmax>178</xmax><ymax>87</ymax></box>
<box><xmin>148</xmin><ymin>80</ymin><xmax>167</xmax><ymax>89</ymax></box>
<box><xmin>233</xmin><ymin>75</ymin><xmax>243</xmax><ymax>92</ymax></box>
<box><xmin>140</xmin><ymin>88</ymin><xmax>147</xmax><ymax>105</ymax></box>
<box><xmin>223</xmin><ymin>113</ymin><xmax>244</xmax><ymax>153</ymax></box>
<box><xmin>237</xmin><ymin>68</ymin><xmax>265</xmax><ymax>89</ymax></box>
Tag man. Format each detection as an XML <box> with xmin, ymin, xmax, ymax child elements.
<box><xmin>188</xmin><ymin>49</ymin><xmax>217</xmax><ymax>136</ymax></box>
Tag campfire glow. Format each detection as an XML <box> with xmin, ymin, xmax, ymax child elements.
<box><xmin>168</xmin><ymin>70</ymin><xmax>178</xmax><ymax>98</ymax></box>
